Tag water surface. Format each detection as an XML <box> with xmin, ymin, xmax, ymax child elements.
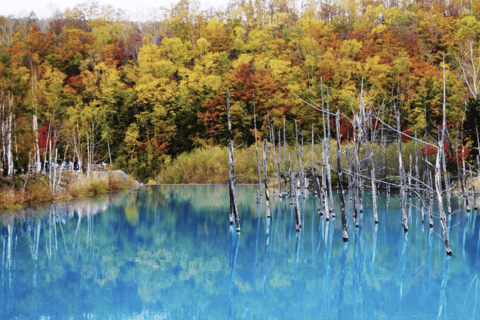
<box><xmin>1</xmin><ymin>185</ymin><xmax>479</xmax><ymax>319</ymax></box>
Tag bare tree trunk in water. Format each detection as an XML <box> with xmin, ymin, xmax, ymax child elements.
<box><xmin>336</xmin><ymin>110</ymin><xmax>348</xmax><ymax>242</ymax></box>
<box><xmin>436</xmin><ymin>56</ymin><xmax>452</xmax><ymax>255</ymax></box>
<box><xmin>435</xmin><ymin>124</ymin><xmax>452</xmax><ymax>255</ymax></box>
<box><xmin>441</xmin><ymin>57</ymin><xmax>452</xmax><ymax>215</ymax></box>
<box><xmin>263</xmin><ymin>141</ymin><xmax>272</xmax><ymax>219</ymax></box>
<box><xmin>227</xmin><ymin>89</ymin><xmax>240</xmax><ymax>232</ymax></box>
<box><xmin>283</xmin><ymin>118</ymin><xmax>288</xmax><ymax>194</ymax></box>
<box><xmin>294</xmin><ymin>176</ymin><xmax>302</xmax><ymax>231</ymax></box>
<box><xmin>254</xmin><ymin>104</ymin><xmax>262</xmax><ymax>195</ymax></box>
<box><xmin>396</xmin><ymin>108</ymin><xmax>408</xmax><ymax>232</ymax></box>
<box><xmin>428</xmin><ymin>171</ymin><xmax>434</xmax><ymax>228</ymax></box>
<box><xmin>326</xmin><ymin>91</ymin><xmax>335</xmax><ymax>217</ymax></box>
<box><xmin>371</xmin><ymin>153</ymin><xmax>378</xmax><ymax>224</ymax></box>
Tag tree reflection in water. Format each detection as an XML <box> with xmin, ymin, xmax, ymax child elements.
<box><xmin>0</xmin><ymin>185</ymin><xmax>479</xmax><ymax>319</ymax></box>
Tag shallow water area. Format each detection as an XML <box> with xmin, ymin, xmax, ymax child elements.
<box><xmin>1</xmin><ymin>185</ymin><xmax>479</xmax><ymax>319</ymax></box>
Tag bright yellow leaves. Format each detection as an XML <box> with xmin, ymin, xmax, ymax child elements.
<box><xmin>196</xmin><ymin>37</ymin><xmax>210</xmax><ymax>54</ymax></box>
<box><xmin>232</xmin><ymin>54</ymin><xmax>253</xmax><ymax>70</ymax></box>
<box><xmin>340</xmin><ymin>39</ymin><xmax>362</xmax><ymax>59</ymax></box>
<box><xmin>244</xmin><ymin>28</ymin><xmax>273</xmax><ymax>52</ymax></box>
<box><xmin>268</xmin><ymin>58</ymin><xmax>291</xmax><ymax>80</ymax></box>
<box><xmin>160</xmin><ymin>37</ymin><xmax>190</xmax><ymax>67</ymax></box>
<box><xmin>455</xmin><ymin>16</ymin><xmax>480</xmax><ymax>42</ymax></box>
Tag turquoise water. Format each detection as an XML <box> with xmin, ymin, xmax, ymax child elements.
<box><xmin>0</xmin><ymin>185</ymin><xmax>479</xmax><ymax>319</ymax></box>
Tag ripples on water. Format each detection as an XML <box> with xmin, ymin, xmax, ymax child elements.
<box><xmin>0</xmin><ymin>185</ymin><xmax>479</xmax><ymax>319</ymax></box>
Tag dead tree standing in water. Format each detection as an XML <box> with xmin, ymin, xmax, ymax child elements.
<box><xmin>435</xmin><ymin>57</ymin><xmax>452</xmax><ymax>255</ymax></box>
<box><xmin>227</xmin><ymin>89</ymin><xmax>240</xmax><ymax>232</ymax></box>
<box><xmin>336</xmin><ymin>110</ymin><xmax>348</xmax><ymax>241</ymax></box>
<box><xmin>396</xmin><ymin>107</ymin><xmax>409</xmax><ymax>232</ymax></box>
<box><xmin>263</xmin><ymin>140</ymin><xmax>272</xmax><ymax>219</ymax></box>
<box><xmin>254</xmin><ymin>103</ymin><xmax>262</xmax><ymax>198</ymax></box>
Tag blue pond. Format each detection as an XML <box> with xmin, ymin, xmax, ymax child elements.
<box><xmin>0</xmin><ymin>185</ymin><xmax>479</xmax><ymax>319</ymax></box>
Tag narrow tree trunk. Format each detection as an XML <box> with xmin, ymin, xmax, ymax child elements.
<box><xmin>441</xmin><ymin>58</ymin><xmax>452</xmax><ymax>215</ymax></box>
<box><xmin>6</xmin><ymin>111</ymin><xmax>14</xmax><ymax>176</ymax></box>
<box><xmin>371</xmin><ymin>142</ymin><xmax>378</xmax><ymax>224</ymax></box>
<box><xmin>311</xmin><ymin>124</ymin><xmax>317</xmax><ymax>196</ymax></box>
<box><xmin>322</xmin><ymin>163</ymin><xmax>330</xmax><ymax>220</ymax></box>
<box><xmin>289</xmin><ymin>154</ymin><xmax>293</xmax><ymax>201</ymax></box>
<box><xmin>277</xmin><ymin>130</ymin><xmax>282</xmax><ymax>196</ymax></box>
<box><xmin>86</xmin><ymin>130</ymin><xmax>91</xmax><ymax>178</ymax></box>
<box><xmin>428</xmin><ymin>171</ymin><xmax>434</xmax><ymax>228</ymax></box>
<box><xmin>346</xmin><ymin>145</ymin><xmax>353</xmax><ymax>195</ymax></box>
<box><xmin>294</xmin><ymin>175</ymin><xmax>302</xmax><ymax>231</ymax></box>
<box><xmin>352</xmin><ymin>117</ymin><xmax>359</xmax><ymax>228</ymax></box>
<box><xmin>263</xmin><ymin>141</ymin><xmax>272</xmax><ymax>219</ymax></box>
<box><xmin>462</xmin><ymin>141</ymin><xmax>470</xmax><ymax>211</ymax></box>
<box><xmin>470</xmin><ymin>165</ymin><xmax>477</xmax><ymax>212</ymax></box>
<box><xmin>457</xmin><ymin>130</ymin><xmax>469</xmax><ymax>211</ymax></box>
<box><xmin>435</xmin><ymin>145</ymin><xmax>452</xmax><ymax>255</ymax></box>
<box><xmin>396</xmin><ymin>108</ymin><xmax>409</xmax><ymax>232</ymax></box>
<box><xmin>227</xmin><ymin>89</ymin><xmax>241</xmax><ymax>232</ymax></box>
<box><xmin>52</xmin><ymin>148</ymin><xmax>58</xmax><ymax>193</ymax></box>
<box><xmin>301</xmin><ymin>130</ymin><xmax>306</xmax><ymax>198</ymax></box>
<box><xmin>254</xmin><ymin>104</ymin><xmax>262</xmax><ymax>195</ymax></box>
<box><xmin>107</xmin><ymin>141</ymin><xmax>112</xmax><ymax>166</ymax></box>
<box><xmin>294</xmin><ymin>120</ymin><xmax>302</xmax><ymax>196</ymax></box>
<box><xmin>49</xmin><ymin>140</ymin><xmax>52</xmax><ymax>188</ymax></box>
<box><xmin>283</xmin><ymin>117</ymin><xmax>288</xmax><ymax>194</ymax></box>
<box><xmin>326</xmin><ymin>92</ymin><xmax>335</xmax><ymax>217</ymax></box>
<box><xmin>336</xmin><ymin>110</ymin><xmax>348</xmax><ymax>241</ymax></box>
<box><xmin>33</xmin><ymin>114</ymin><xmax>41</xmax><ymax>173</ymax></box>
<box><xmin>269</xmin><ymin>119</ymin><xmax>277</xmax><ymax>194</ymax></box>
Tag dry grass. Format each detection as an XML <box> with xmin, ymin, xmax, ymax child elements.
<box><xmin>155</xmin><ymin>140</ymin><xmax>446</xmax><ymax>187</ymax></box>
<box><xmin>0</xmin><ymin>171</ymin><xmax>139</xmax><ymax>212</ymax></box>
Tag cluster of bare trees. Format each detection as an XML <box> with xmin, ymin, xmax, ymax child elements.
<box><xmin>228</xmin><ymin>69</ymin><xmax>479</xmax><ymax>258</ymax></box>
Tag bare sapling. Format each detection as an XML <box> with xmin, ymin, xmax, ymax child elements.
<box><xmin>371</xmin><ymin>138</ymin><xmax>378</xmax><ymax>224</ymax></box>
<box><xmin>326</xmin><ymin>90</ymin><xmax>335</xmax><ymax>217</ymax></box>
<box><xmin>396</xmin><ymin>107</ymin><xmax>409</xmax><ymax>232</ymax></box>
<box><xmin>263</xmin><ymin>140</ymin><xmax>272</xmax><ymax>219</ymax></box>
<box><xmin>441</xmin><ymin>58</ymin><xmax>452</xmax><ymax>215</ymax></box>
<box><xmin>336</xmin><ymin>110</ymin><xmax>348</xmax><ymax>242</ymax></box>
<box><xmin>283</xmin><ymin>118</ymin><xmax>288</xmax><ymax>195</ymax></box>
<box><xmin>352</xmin><ymin>116</ymin><xmax>359</xmax><ymax>228</ymax></box>
<box><xmin>294</xmin><ymin>176</ymin><xmax>302</xmax><ymax>231</ymax></box>
<box><xmin>277</xmin><ymin>130</ymin><xmax>283</xmax><ymax>197</ymax></box>
<box><xmin>227</xmin><ymin>89</ymin><xmax>241</xmax><ymax>232</ymax></box>
<box><xmin>254</xmin><ymin>103</ymin><xmax>262</xmax><ymax>197</ymax></box>
<box><xmin>435</xmin><ymin>130</ymin><xmax>452</xmax><ymax>255</ymax></box>
<box><xmin>428</xmin><ymin>171</ymin><xmax>434</xmax><ymax>228</ymax></box>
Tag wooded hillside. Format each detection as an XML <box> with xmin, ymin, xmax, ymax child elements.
<box><xmin>1</xmin><ymin>0</ymin><xmax>480</xmax><ymax>181</ymax></box>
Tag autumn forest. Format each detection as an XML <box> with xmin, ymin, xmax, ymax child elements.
<box><xmin>1</xmin><ymin>0</ymin><xmax>480</xmax><ymax>182</ymax></box>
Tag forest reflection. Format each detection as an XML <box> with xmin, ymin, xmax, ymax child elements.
<box><xmin>0</xmin><ymin>185</ymin><xmax>479</xmax><ymax>319</ymax></box>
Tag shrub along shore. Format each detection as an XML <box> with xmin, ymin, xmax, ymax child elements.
<box><xmin>157</xmin><ymin>141</ymin><xmax>430</xmax><ymax>185</ymax></box>
<box><xmin>0</xmin><ymin>170</ymin><xmax>141</xmax><ymax>212</ymax></box>
<box><xmin>156</xmin><ymin>142</ymin><xmax>480</xmax><ymax>194</ymax></box>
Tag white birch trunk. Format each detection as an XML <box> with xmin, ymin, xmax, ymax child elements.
<box><xmin>6</xmin><ymin>109</ymin><xmax>13</xmax><ymax>175</ymax></box>
<box><xmin>227</xmin><ymin>89</ymin><xmax>240</xmax><ymax>232</ymax></box>
<box><xmin>33</xmin><ymin>114</ymin><xmax>41</xmax><ymax>172</ymax></box>
<box><xmin>396</xmin><ymin>108</ymin><xmax>408</xmax><ymax>232</ymax></box>
<box><xmin>335</xmin><ymin>110</ymin><xmax>348</xmax><ymax>241</ymax></box>
<box><xmin>263</xmin><ymin>141</ymin><xmax>272</xmax><ymax>219</ymax></box>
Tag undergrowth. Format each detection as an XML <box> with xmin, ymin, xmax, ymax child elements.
<box><xmin>0</xmin><ymin>172</ymin><xmax>138</xmax><ymax>212</ymax></box>
<box><xmin>156</xmin><ymin>140</ymin><xmax>444</xmax><ymax>186</ymax></box>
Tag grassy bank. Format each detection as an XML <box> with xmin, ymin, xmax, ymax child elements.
<box><xmin>156</xmin><ymin>141</ymin><xmax>429</xmax><ymax>186</ymax></box>
<box><xmin>0</xmin><ymin>170</ymin><xmax>140</xmax><ymax>212</ymax></box>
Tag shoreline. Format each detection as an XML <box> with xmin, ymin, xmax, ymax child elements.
<box><xmin>0</xmin><ymin>170</ymin><xmax>142</xmax><ymax>213</ymax></box>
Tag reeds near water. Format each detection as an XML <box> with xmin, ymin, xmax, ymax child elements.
<box><xmin>0</xmin><ymin>171</ymin><xmax>139</xmax><ymax>212</ymax></box>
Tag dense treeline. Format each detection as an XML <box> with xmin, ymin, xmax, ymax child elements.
<box><xmin>1</xmin><ymin>0</ymin><xmax>480</xmax><ymax>182</ymax></box>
